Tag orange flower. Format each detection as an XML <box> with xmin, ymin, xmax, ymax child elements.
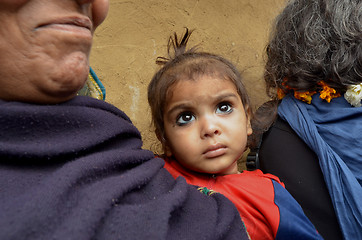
<box><xmin>277</xmin><ymin>88</ymin><xmax>286</xmax><ymax>99</ymax></box>
<box><xmin>294</xmin><ymin>91</ymin><xmax>316</xmax><ymax>104</ymax></box>
<box><xmin>281</xmin><ymin>78</ymin><xmax>292</xmax><ymax>90</ymax></box>
<box><xmin>279</xmin><ymin>79</ymin><xmax>340</xmax><ymax>104</ymax></box>
<box><xmin>318</xmin><ymin>81</ymin><xmax>341</xmax><ymax>103</ymax></box>
<box><xmin>277</xmin><ymin>78</ymin><xmax>291</xmax><ymax>100</ymax></box>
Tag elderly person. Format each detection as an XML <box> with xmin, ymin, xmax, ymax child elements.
<box><xmin>254</xmin><ymin>0</ymin><xmax>362</xmax><ymax>239</ymax></box>
<box><xmin>0</xmin><ymin>1</ymin><xmax>249</xmax><ymax>239</ymax></box>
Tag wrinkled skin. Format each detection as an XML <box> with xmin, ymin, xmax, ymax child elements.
<box><xmin>0</xmin><ymin>0</ymin><xmax>109</xmax><ymax>103</ymax></box>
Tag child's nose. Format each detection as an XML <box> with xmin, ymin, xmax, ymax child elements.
<box><xmin>200</xmin><ymin>117</ymin><xmax>220</xmax><ymax>139</ymax></box>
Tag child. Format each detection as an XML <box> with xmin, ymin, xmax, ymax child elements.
<box><xmin>147</xmin><ymin>29</ymin><xmax>322</xmax><ymax>240</ymax></box>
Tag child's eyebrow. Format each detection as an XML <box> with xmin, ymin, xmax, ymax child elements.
<box><xmin>165</xmin><ymin>93</ymin><xmax>239</xmax><ymax>117</ymax></box>
<box><xmin>165</xmin><ymin>103</ymin><xmax>191</xmax><ymax>118</ymax></box>
<box><xmin>214</xmin><ymin>93</ymin><xmax>239</xmax><ymax>102</ymax></box>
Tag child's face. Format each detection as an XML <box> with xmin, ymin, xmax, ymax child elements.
<box><xmin>163</xmin><ymin>75</ymin><xmax>252</xmax><ymax>175</ymax></box>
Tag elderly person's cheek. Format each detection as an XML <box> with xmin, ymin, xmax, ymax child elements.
<box><xmin>31</xmin><ymin>39</ymin><xmax>91</xmax><ymax>101</ymax></box>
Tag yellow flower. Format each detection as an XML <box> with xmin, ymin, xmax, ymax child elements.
<box><xmin>279</xmin><ymin>79</ymin><xmax>342</xmax><ymax>104</ymax></box>
<box><xmin>294</xmin><ymin>91</ymin><xmax>316</xmax><ymax>104</ymax></box>
<box><xmin>318</xmin><ymin>81</ymin><xmax>341</xmax><ymax>103</ymax></box>
<box><xmin>277</xmin><ymin>88</ymin><xmax>286</xmax><ymax>100</ymax></box>
<box><xmin>277</xmin><ymin>78</ymin><xmax>292</xmax><ymax>100</ymax></box>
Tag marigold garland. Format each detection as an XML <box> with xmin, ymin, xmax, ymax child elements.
<box><xmin>318</xmin><ymin>81</ymin><xmax>341</xmax><ymax>103</ymax></box>
<box><xmin>294</xmin><ymin>91</ymin><xmax>316</xmax><ymax>104</ymax></box>
<box><xmin>277</xmin><ymin>88</ymin><xmax>286</xmax><ymax>100</ymax></box>
<box><xmin>277</xmin><ymin>78</ymin><xmax>290</xmax><ymax>100</ymax></box>
<box><xmin>277</xmin><ymin>79</ymin><xmax>342</xmax><ymax>104</ymax></box>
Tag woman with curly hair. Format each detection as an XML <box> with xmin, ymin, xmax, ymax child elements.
<box><xmin>252</xmin><ymin>0</ymin><xmax>362</xmax><ymax>239</ymax></box>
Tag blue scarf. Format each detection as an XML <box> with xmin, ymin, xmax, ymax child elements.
<box><xmin>278</xmin><ymin>94</ymin><xmax>362</xmax><ymax>239</ymax></box>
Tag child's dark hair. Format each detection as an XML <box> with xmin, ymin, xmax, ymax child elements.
<box><xmin>148</xmin><ymin>28</ymin><xmax>252</xmax><ymax>150</ymax></box>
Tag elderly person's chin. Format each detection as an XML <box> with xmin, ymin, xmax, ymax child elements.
<box><xmin>0</xmin><ymin>0</ymin><xmax>110</xmax><ymax>105</ymax></box>
<box><xmin>36</xmin><ymin>53</ymin><xmax>90</xmax><ymax>104</ymax></box>
<box><xmin>1</xmin><ymin>54</ymin><xmax>89</xmax><ymax>104</ymax></box>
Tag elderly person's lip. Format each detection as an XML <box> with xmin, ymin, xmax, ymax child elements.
<box><xmin>35</xmin><ymin>17</ymin><xmax>93</xmax><ymax>32</ymax></box>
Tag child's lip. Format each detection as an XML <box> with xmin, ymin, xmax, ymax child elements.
<box><xmin>203</xmin><ymin>143</ymin><xmax>227</xmax><ymax>158</ymax></box>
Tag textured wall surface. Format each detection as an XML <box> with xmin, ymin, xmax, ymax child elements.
<box><xmin>90</xmin><ymin>0</ymin><xmax>286</xmax><ymax>152</ymax></box>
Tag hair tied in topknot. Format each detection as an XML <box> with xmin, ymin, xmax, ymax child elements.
<box><xmin>156</xmin><ymin>28</ymin><xmax>197</xmax><ymax>66</ymax></box>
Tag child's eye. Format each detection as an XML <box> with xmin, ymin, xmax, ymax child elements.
<box><xmin>176</xmin><ymin>112</ymin><xmax>195</xmax><ymax>126</ymax></box>
<box><xmin>216</xmin><ymin>102</ymin><xmax>233</xmax><ymax>114</ymax></box>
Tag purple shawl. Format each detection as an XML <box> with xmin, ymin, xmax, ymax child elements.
<box><xmin>0</xmin><ymin>96</ymin><xmax>248</xmax><ymax>240</ymax></box>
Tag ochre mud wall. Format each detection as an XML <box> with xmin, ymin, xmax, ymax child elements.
<box><xmin>90</xmin><ymin>0</ymin><xmax>287</xmax><ymax>152</ymax></box>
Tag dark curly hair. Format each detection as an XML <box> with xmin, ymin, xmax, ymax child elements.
<box><xmin>265</xmin><ymin>0</ymin><xmax>362</xmax><ymax>99</ymax></box>
<box><xmin>147</xmin><ymin>29</ymin><xmax>251</xmax><ymax>151</ymax></box>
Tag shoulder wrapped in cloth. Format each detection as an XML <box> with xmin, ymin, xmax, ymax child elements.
<box><xmin>279</xmin><ymin>94</ymin><xmax>362</xmax><ymax>240</ymax></box>
<box><xmin>0</xmin><ymin>96</ymin><xmax>249</xmax><ymax>240</ymax></box>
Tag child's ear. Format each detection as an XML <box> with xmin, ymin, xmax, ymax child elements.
<box><xmin>247</xmin><ymin>119</ymin><xmax>253</xmax><ymax>136</ymax></box>
<box><xmin>156</xmin><ymin>130</ymin><xmax>173</xmax><ymax>157</ymax></box>
<box><xmin>245</xmin><ymin>105</ymin><xmax>253</xmax><ymax>136</ymax></box>
<box><xmin>162</xmin><ymin>139</ymin><xmax>173</xmax><ymax>157</ymax></box>
<box><xmin>164</xmin><ymin>144</ymin><xmax>173</xmax><ymax>157</ymax></box>
<box><xmin>156</xmin><ymin>130</ymin><xmax>163</xmax><ymax>143</ymax></box>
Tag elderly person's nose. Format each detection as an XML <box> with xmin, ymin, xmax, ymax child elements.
<box><xmin>91</xmin><ymin>0</ymin><xmax>109</xmax><ymax>28</ymax></box>
<box><xmin>75</xmin><ymin>0</ymin><xmax>109</xmax><ymax>29</ymax></box>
